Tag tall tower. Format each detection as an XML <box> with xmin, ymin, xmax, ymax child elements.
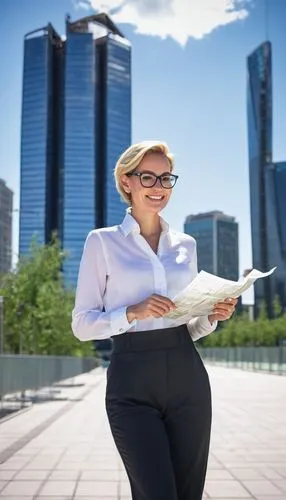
<box><xmin>0</xmin><ymin>179</ymin><xmax>13</xmax><ymax>275</ymax></box>
<box><xmin>184</xmin><ymin>211</ymin><xmax>239</xmax><ymax>281</ymax></box>
<box><xmin>19</xmin><ymin>14</ymin><xmax>131</xmax><ymax>287</ymax></box>
<box><xmin>247</xmin><ymin>42</ymin><xmax>286</xmax><ymax>316</ymax></box>
<box><xmin>19</xmin><ymin>25</ymin><xmax>62</xmax><ymax>256</ymax></box>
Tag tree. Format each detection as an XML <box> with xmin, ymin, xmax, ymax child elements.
<box><xmin>0</xmin><ymin>234</ymin><xmax>93</xmax><ymax>356</ymax></box>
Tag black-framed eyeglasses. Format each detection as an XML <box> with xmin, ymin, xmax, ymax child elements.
<box><xmin>126</xmin><ymin>171</ymin><xmax>179</xmax><ymax>189</ymax></box>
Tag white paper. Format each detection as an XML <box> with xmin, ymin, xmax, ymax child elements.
<box><xmin>166</xmin><ymin>267</ymin><xmax>277</xmax><ymax>322</ymax></box>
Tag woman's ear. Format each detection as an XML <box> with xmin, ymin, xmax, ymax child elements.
<box><xmin>121</xmin><ymin>174</ymin><xmax>131</xmax><ymax>194</ymax></box>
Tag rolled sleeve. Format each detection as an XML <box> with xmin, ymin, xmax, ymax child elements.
<box><xmin>187</xmin><ymin>316</ymin><xmax>218</xmax><ymax>341</ymax></box>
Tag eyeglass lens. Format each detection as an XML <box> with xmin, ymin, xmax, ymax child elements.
<box><xmin>140</xmin><ymin>173</ymin><xmax>176</xmax><ymax>188</ymax></box>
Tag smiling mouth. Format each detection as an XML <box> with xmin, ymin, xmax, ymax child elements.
<box><xmin>146</xmin><ymin>195</ymin><xmax>165</xmax><ymax>201</ymax></box>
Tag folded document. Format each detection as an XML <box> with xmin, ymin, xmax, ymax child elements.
<box><xmin>166</xmin><ymin>267</ymin><xmax>276</xmax><ymax>322</ymax></box>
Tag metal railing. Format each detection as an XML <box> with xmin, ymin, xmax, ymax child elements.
<box><xmin>0</xmin><ymin>355</ymin><xmax>99</xmax><ymax>398</ymax></box>
<box><xmin>199</xmin><ymin>346</ymin><xmax>286</xmax><ymax>375</ymax></box>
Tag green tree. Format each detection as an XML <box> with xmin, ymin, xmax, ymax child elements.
<box><xmin>0</xmin><ymin>234</ymin><xmax>93</xmax><ymax>356</ymax></box>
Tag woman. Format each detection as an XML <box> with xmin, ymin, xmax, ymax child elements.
<box><xmin>72</xmin><ymin>141</ymin><xmax>237</xmax><ymax>500</ymax></box>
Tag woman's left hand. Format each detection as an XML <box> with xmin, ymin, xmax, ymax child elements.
<box><xmin>208</xmin><ymin>297</ymin><xmax>238</xmax><ymax>324</ymax></box>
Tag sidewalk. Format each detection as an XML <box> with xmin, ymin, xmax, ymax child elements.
<box><xmin>0</xmin><ymin>364</ymin><xmax>285</xmax><ymax>499</ymax></box>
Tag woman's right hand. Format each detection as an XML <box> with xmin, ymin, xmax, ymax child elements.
<box><xmin>126</xmin><ymin>294</ymin><xmax>177</xmax><ymax>323</ymax></box>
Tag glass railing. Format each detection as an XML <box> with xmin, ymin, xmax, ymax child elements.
<box><xmin>199</xmin><ymin>346</ymin><xmax>286</xmax><ymax>375</ymax></box>
<box><xmin>0</xmin><ymin>355</ymin><xmax>99</xmax><ymax>398</ymax></box>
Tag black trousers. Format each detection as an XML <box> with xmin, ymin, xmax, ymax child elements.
<box><xmin>105</xmin><ymin>324</ymin><xmax>212</xmax><ymax>500</ymax></box>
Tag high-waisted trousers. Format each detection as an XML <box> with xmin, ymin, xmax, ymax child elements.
<box><xmin>105</xmin><ymin>324</ymin><xmax>212</xmax><ymax>500</ymax></box>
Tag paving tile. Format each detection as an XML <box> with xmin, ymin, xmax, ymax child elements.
<box><xmin>241</xmin><ymin>480</ymin><xmax>283</xmax><ymax>496</ymax></box>
<box><xmin>37</xmin><ymin>481</ymin><xmax>76</xmax><ymax>496</ymax></box>
<box><xmin>80</xmin><ymin>470</ymin><xmax>118</xmax><ymax>481</ymax></box>
<box><xmin>119</xmin><ymin>482</ymin><xmax>131</xmax><ymax>497</ymax></box>
<box><xmin>205</xmin><ymin>479</ymin><xmax>251</xmax><ymax>498</ymax></box>
<box><xmin>34</xmin><ymin>497</ymin><xmax>73</xmax><ymax>500</ymax></box>
<box><xmin>53</xmin><ymin>462</ymin><xmax>83</xmax><ymax>471</ymax></box>
<box><xmin>75</xmin><ymin>481</ymin><xmax>117</xmax><ymax>497</ymax></box>
<box><xmin>230</xmin><ymin>468</ymin><xmax>265</xmax><ymax>480</ymax></box>
<box><xmin>14</xmin><ymin>470</ymin><xmax>50</xmax><ymax>480</ymax></box>
<box><xmin>0</xmin><ymin>480</ymin><xmax>42</xmax><ymax>496</ymax></box>
<box><xmin>48</xmin><ymin>470</ymin><xmax>80</xmax><ymax>481</ymax></box>
<box><xmin>206</xmin><ymin>469</ymin><xmax>234</xmax><ymax>480</ymax></box>
<box><xmin>253</xmin><ymin>497</ymin><xmax>286</xmax><ymax>500</ymax></box>
<box><xmin>0</xmin><ymin>472</ymin><xmax>16</xmax><ymax>481</ymax></box>
<box><xmin>272</xmin><ymin>468</ymin><xmax>286</xmax><ymax>479</ymax></box>
<box><xmin>262</xmin><ymin>469</ymin><xmax>285</xmax><ymax>480</ymax></box>
<box><xmin>81</xmin><ymin>461</ymin><xmax>119</xmax><ymax>471</ymax></box>
<box><xmin>0</xmin><ymin>497</ymin><xmax>34</xmax><ymax>500</ymax></box>
<box><xmin>0</xmin><ymin>460</ymin><xmax>28</xmax><ymax>470</ymax></box>
<box><xmin>0</xmin><ymin>484</ymin><xmax>7</xmax><ymax>493</ymax></box>
<box><xmin>272</xmin><ymin>480</ymin><xmax>286</xmax><ymax>493</ymax></box>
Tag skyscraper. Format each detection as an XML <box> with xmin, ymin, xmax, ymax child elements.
<box><xmin>19</xmin><ymin>14</ymin><xmax>131</xmax><ymax>286</ymax></box>
<box><xmin>0</xmin><ymin>180</ymin><xmax>13</xmax><ymax>276</ymax></box>
<box><xmin>247</xmin><ymin>42</ymin><xmax>286</xmax><ymax>316</ymax></box>
<box><xmin>184</xmin><ymin>211</ymin><xmax>239</xmax><ymax>281</ymax></box>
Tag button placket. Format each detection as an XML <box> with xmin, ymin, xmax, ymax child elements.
<box><xmin>133</xmin><ymin>231</ymin><xmax>168</xmax><ymax>330</ymax></box>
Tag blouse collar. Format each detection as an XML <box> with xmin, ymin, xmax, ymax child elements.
<box><xmin>120</xmin><ymin>207</ymin><xmax>169</xmax><ymax>237</ymax></box>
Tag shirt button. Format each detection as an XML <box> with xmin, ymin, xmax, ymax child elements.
<box><xmin>119</xmin><ymin>328</ymin><xmax>124</xmax><ymax>333</ymax></box>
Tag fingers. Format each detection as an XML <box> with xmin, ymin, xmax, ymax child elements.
<box><xmin>146</xmin><ymin>294</ymin><xmax>177</xmax><ymax>318</ymax></box>
<box><xmin>224</xmin><ymin>297</ymin><xmax>238</xmax><ymax>306</ymax></box>
<box><xmin>212</xmin><ymin>297</ymin><xmax>237</xmax><ymax>320</ymax></box>
<box><xmin>151</xmin><ymin>294</ymin><xmax>176</xmax><ymax>311</ymax></box>
<box><xmin>149</xmin><ymin>304</ymin><xmax>170</xmax><ymax>317</ymax></box>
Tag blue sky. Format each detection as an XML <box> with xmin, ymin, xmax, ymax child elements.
<box><xmin>0</xmin><ymin>0</ymin><xmax>286</xmax><ymax>303</ymax></box>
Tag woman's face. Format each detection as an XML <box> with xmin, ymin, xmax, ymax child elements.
<box><xmin>122</xmin><ymin>153</ymin><xmax>175</xmax><ymax>214</ymax></box>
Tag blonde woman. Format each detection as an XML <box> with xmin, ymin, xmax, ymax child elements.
<box><xmin>72</xmin><ymin>141</ymin><xmax>237</xmax><ymax>500</ymax></box>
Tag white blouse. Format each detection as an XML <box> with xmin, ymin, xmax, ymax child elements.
<box><xmin>72</xmin><ymin>208</ymin><xmax>217</xmax><ymax>342</ymax></box>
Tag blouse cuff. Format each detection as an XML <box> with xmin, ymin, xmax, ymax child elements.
<box><xmin>110</xmin><ymin>307</ymin><xmax>137</xmax><ymax>336</ymax></box>
<box><xmin>187</xmin><ymin>315</ymin><xmax>217</xmax><ymax>341</ymax></box>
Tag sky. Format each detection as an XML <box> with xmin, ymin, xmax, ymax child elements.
<box><xmin>0</xmin><ymin>0</ymin><xmax>286</xmax><ymax>304</ymax></box>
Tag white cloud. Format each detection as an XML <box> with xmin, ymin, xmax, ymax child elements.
<box><xmin>73</xmin><ymin>0</ymin><xmax>91</xmax><ymax>11</ymax></box>
<box><xmin>74</xmin><ymin>0</ymin><xmax>251</xmax><ymax>46</ymax></box>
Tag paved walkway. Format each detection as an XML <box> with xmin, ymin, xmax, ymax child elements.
<box><xmin>0</xmin><ymin>364</ymin><xmax>285</xmax><ymax>499</ymax></box>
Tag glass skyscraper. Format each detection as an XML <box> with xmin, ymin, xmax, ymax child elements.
<box><xmin>0</xmin><ymin>179</ymin><xmax>13</xmax><ymax>275</ymax></box>
<box><xmin>184</xmin><ymin>211</ymin><xmax>239</xmax><ymax>281</ymax></box>
<box><xmin>247</xmin><ymin>42</ymin><xmax>286</xmax><ymax>316</ymax></box>
<box><xmin>19</xmin><ymin>14</ymin><xmax>131</xmax><ymax>286</ymax></box>
<box><xmin>20</xmin><ymin>25</ymin><xmax>62</xmax><ymax>256</ymax></box>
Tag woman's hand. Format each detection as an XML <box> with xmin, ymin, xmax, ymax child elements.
<box><xmin>127</xmin><ymin>294</ymin><xmax>176</xmax><ymax>322</ymax></box>
<box><xmin>208</xmin><ymin>297</ymin><xmax>238</xmax><ymax>325</ymax></box>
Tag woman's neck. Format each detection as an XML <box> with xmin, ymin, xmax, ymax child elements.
<box><xmin>130</xmin><ymin>207</ymin><xmax>161</xmax><ymax>237</ymax></box>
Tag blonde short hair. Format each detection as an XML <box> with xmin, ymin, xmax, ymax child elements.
<box><xmin>114</xmin><ymin>140</ymin><xmax>174</xmax><ymax>205</ymax></box>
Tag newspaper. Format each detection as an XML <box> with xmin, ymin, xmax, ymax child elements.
<box><xmin>166</xmin><ymin>267</ymin><xmax>276</xmax><ymax>322</ymax></box>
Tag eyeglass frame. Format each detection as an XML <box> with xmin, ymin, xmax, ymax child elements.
<box><xmin>126</xmin><ymin>171</ymin><xmax>179</xmax><ymax>189</ymax></box>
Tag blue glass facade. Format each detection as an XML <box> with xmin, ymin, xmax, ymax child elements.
<box><xmin>20</xmin><ymin>34</ymin><xmax>50</xmax><ymax>254</ymax></box>
<box><xmin>20</xmin><ymin>26</ymin><xmax>62</xmax><ymax>257</ymax></box>
<box><xmin>184</xmin><ymin>218</ymin><xmax>214</xmax><ymax>274</ymax></box>
<box><xmin>274</xmin><ymin>162</ymin><xmax>286</xmax><ymax>258</ymax></box>
<box><xmin>20</xmin><ymin>16</ymin><xmax>132</xmax><ymax>288</ymax></box>
<box><xmin>217</xmin><ymin>219</ymin><xmax>239</xmax><ymax>281</ymax></box>
<box><xmin>247</xmin><ymin>42</ymin><xmax>286</xmax><ymax>315</ymax></box>
<box><xmin>184</xmin><ymin>212</ymin><xmax>239</xmax><ymax>281</ymax></box>
<box><xmin>62</xmin><ymin>32</ymin><xmax>96</xmax><ymax>285</ymax></box>
<box><xmin>104</xmin><ymin>36</ymin><xmax>131</xmax><ymax>227</ymax></box>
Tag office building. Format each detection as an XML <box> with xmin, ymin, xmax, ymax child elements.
<box><xmin>247</xmin><ymin>42</ymin><xmax>286</xmax><ymax>316</ymax></box>
<box><xmin>0</xmin><ymin>180</ymin><xmax>13</xmax><ymax>275</ymax></box>
<box><xmin>19</xmin><ymin>14</ymin><xmax>131</xmax><ymax>286</ymax></box>
<box><xmin>184</xmin><ymin>211</ymin><xmax>239</xmax><ymax>281</ymax></box>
